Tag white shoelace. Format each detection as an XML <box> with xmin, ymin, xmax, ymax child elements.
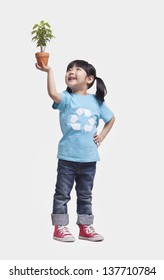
<box><xmin>84</xmin><ymin>225</ymin><xmax>96</xmax><ymax>235</ymax></box>
<box><xmin>58</xmin><ymin>226</ymin><xmax>71</xmax><ymax>235</ymax></box>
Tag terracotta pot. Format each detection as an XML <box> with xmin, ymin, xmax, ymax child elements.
<box><xmin>35</xmin><ymin>52</ymin><xmax>49</xmax><ymax>66</ymax></box>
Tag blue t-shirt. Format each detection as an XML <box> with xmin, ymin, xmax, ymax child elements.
<box><xmin>52</xmin><ymin>90</ymin><xmax>114</xmax><ymax>162</ymax></box>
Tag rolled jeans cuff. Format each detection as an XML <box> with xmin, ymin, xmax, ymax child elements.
<box><xmin>51</xmin><ymin>214</ymin><xmax>69</xmax><ymax>226</ymax></box>
<box><xmin>76</xmin><ymin>214</ymin><xmax>94</xmax><ymax>225</ymax></box>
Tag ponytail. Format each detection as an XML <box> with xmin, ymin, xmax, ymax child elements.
<box><xmin>95</xmin><ymin>77</ymin><xmax>107</xmax><ymax>102</ymax></box>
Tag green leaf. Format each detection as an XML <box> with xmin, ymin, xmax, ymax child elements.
<box><xmin>31</xmin><ymin>30</ymin><xmax>37</xmax><ymax>35</ymax></box>
<box><xmin>45</xmin><ymin>23</ymin><xmax>50</xmax><ymax>28</ymax></box>
<box><xmin>32</xmin><ymin>24</ymin><xmax>38</xmax><ymax>29</ymax></box>
<box><xmin>31</xmin><ymin>35</ymin><xmax>38</xmax><ymax>41</ymax></box>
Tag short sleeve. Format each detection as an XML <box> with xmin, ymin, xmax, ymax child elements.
<box><xmin>100</xmin><ymin>102</ymin><xmax>114</xmax><ymax>123</ymax></box>
<box><xmin>52</xmin><ymin>91</ymin><xmax>70</xmax><ymax>111</ymax></box>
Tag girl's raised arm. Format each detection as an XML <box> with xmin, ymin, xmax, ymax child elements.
<box><xmin>35</xmin><ymin>63</ymin><xmax>61</xmax><ymax>103</ymax></box>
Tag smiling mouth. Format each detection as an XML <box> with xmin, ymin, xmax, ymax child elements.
<box><xmin>68</xmin><ymin>76</ymin><xmax>76</xmax><ymax>81</ymax></box>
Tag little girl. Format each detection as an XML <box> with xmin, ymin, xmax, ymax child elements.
<box><xmin>36</xmin><ymin>59</ymin><xmax>115</xmax><ymax>242</ymax></box>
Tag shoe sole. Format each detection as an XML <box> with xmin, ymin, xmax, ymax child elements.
<box><xmin>53</xmin><ymin>236</ymin><xmax>75</xmax><ymax>242</ymax></box>
<box><xmin>78</xmin><ymin>236</ymin><xmax>104</xmax><ymax>242</ymax></box>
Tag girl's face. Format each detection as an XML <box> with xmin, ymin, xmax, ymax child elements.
<box><xmin>65</xmin><ymin>65</ymin><xmax>94</xmax><ymax>94</ymax></box>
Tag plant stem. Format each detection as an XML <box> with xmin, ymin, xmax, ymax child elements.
<box><xmin>40</xmin><ymin>46</ymin><xmax>45</xmax><ymax>52</ymax></box>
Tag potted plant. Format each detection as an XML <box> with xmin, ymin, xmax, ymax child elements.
<box><xmin>31</xmin><ymin>20</ymin><xmax>55</xmax><ymax>66</ymax></box>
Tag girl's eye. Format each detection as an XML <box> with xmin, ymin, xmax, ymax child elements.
<box><xmin>77</xmin><ymin>68</ymin><xmax>81</xmax><ymax>71</ymax></box>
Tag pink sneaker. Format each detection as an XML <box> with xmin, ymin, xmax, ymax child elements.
<box><xmin>53</xmin><ymin>226</ymin><xmax>75</xmax><ymax>242</ymax></box>
<box><xmin>78</xmin><ymin>224</ymin><xmax>104</xmax><ymax>242</ymax></box>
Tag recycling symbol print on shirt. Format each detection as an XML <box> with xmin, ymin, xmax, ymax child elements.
<box><xmin>69</xmin><ymin>108</ymin><xmax>95</xmax><ymax>132</ymax></box>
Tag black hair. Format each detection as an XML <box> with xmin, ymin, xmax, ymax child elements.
<box><xmin>66</xmin><ymin>59</ymin><xmax>107</xmax><ymax>102</ymax></box>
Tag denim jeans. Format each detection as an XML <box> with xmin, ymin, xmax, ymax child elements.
<box><xmin>51</xmin><ymin>159</ymin><xmax>96</xmax><ymax>226</ymax></box>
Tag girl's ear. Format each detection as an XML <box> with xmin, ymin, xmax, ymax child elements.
<box><xmin>86</xmin><ymin>75</ymin><xmax>94</xmax><ymax>86</ymax></box>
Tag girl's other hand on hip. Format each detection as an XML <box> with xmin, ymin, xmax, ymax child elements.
<box><xmin>93</xmin><ymin>133</ymin><xmax>104</xmax><ymax>147</ymax></box>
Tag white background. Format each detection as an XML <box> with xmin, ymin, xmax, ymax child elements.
<box><xmin>0</xmin><ymin>0</ymin><xmax>164</xmax><ymax>260</ymax></box>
